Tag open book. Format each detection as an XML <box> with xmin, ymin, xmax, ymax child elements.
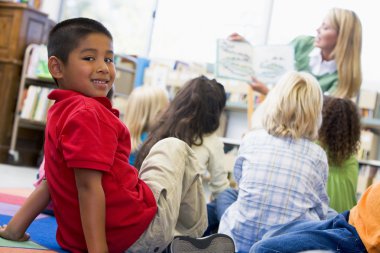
<box><xmin>215</xmin><ymin>39</ymin><xmax>295</xmax><ymax>85</ymax></box>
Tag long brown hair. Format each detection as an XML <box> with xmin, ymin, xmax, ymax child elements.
<box><xmin>134</xmin><ymin>76</ymin><xmax>226</xmax><ymax>169</ymax></box>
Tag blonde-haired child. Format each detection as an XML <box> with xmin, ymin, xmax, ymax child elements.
<box><xmin>218</xmin><ymin>71</ymin><xmax>329</xmax><ymax>252</ymax></box>
<box><xmin>124</xmin><ymin>85</ymin><xmax>169</xmax><ymax>165</ymax></box>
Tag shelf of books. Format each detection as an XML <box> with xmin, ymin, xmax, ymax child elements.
<box><xmin>8</xmin><ymin>44</ymin><xmax>55</xmax><ymax>163</ymax></box>
<box><xmin>356</xmin><ymin>88</ymin><xmax>380</xmax><ymax>198</ymax></box>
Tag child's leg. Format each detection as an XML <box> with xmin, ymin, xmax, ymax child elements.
<box><xmin>250</xmin><ymin>212</ymin><xmax>366</xmax><ymax>253</ymax></box>
<box><xmin>127</xmin><ymin>137</ymin><xmax>207</xmax><ymax>253</ymax></box>
<box><xmin>205</xmin><ymin>188</ymin><xmax>238</xmax><ymax>236</ymax></box>
<box><xmin>215</xmin><ymin>188</ymin><xmax>238</xmax><ymax>220</ymax></box>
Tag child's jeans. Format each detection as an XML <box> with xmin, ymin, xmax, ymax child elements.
<box><xmin>250</xmin><ymin>211</ymin><xmax>367</xmax><ymax>253</ymax></box>
<box><xmin>205</xmin><ymin>187</ymin><xmax>238</xmax><ymax>235</ymax></box>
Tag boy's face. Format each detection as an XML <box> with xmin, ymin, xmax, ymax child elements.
<box><xmin>57</xmin><ymin>33</ymin><xmax>115</xmax><ymax>97</ymax></box>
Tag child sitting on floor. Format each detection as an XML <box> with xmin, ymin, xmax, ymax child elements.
<box><xmin>218</xmin><ymin>71</ymin><xmax>329</xmax><ymax>253</ymax></box>
<box><xmin>318</xmin><ymin>96</ymin><xmax>361</xmax><ymax>213</ymax></box>
<box><xmin>251</xmin><ymin>182</ymin><xmax>380</xmax><ymax>253</ymax></box>
<box><xmin>0</xmin><ymin>17</ymin><xmax>209</xmax><ymax>253</ymax></box>
<box><xmin>123</xmin><ymin>85</ymin><xmax>169</xmax><ymax>166</ymax></box>
<box><xmin>135</xmin><ymin>76</ymin><xmax>230</xmax><ymax>201</ymax></box>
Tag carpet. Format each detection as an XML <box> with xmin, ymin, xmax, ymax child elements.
<box><xmin>0</xmin><ymin>190</ymin><xmax>67</xmax><ymax>252</ymax></box>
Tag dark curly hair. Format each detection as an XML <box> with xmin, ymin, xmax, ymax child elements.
<box><xmin>318</xmin><ymin>96</ymin><xmax>361</xmax><ymax>166</ymax></box>
<box><xmin>134</xmin><ymin>75</ymin><xmax>226</xmax><ymax>169</ymax></box>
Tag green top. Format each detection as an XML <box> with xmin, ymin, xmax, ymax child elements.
<box><xmin>291</xmin><ymin>35</ymin><xmax>338</xmax><ymax>94</ymax></box>
<box><xmin>327</xmin><ymin>155</ymin><xmax>358</xmax><ymax>213</ymax></box>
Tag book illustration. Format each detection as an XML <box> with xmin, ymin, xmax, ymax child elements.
<box><xmin>215</xmin><ymin>39</ymin><xmax>295</xmax><ymax>85</ymax></box>
<box><xmin>216</xmin><ymin>39</ymin><xmax>254</xmax><ymax>82</ymax></box>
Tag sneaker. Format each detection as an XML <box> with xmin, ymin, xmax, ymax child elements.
<box><xmin>170</xmin><ymin>233</ymin><xmax>235</xmax><ymax>253</ymax></box>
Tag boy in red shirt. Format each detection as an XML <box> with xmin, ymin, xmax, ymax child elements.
<box><xmin>0</xmin><ymin>18</ymin><xmax>209</xmax><ymax>252</ymax></box>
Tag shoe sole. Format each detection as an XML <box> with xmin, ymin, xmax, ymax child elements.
<box><xmin>170</xmin><ymin>233</ymin><xmax>235</xmax><ymax>253</ymax></box>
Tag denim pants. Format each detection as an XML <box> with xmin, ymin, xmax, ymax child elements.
<box><xmin>204</xmin><ymin>188</ymin><xmax>238</xmax><ymax>235</ymax></box>
<box><xmin>250</xmin><ymin>211</ymin><xmax>367</xmax><ymax>253</ymax></box>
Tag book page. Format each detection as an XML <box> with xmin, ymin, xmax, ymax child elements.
<box><xmin>216</xmin><ymin>40</ymin><xmax>295</xmax><ymax>85</ymax></box>
<box><xmin>215</xmin><ymin>39</ymin><xmax>254</xmax><ymax>82</ymax></box>
<box><xmin>252</xmin><ymin>45</ymin><xmax>295</xmax><ymax>87</ymax></box>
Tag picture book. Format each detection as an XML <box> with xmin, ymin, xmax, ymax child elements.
<box><xmin>215</xmin><ymin>39</ymin><xmax>295</xmax><ymax>85</ymax></box>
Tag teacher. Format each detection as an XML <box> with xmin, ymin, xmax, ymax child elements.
<box><xmin>231</xmin><ymin>8</ymin><xmax>362</xmax><ymax>98</ymax></box>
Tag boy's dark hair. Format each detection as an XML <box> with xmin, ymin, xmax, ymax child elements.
<box><xmin>134</xmin><ymin>75</ymin><xmax>226</xmax><ymax>169</ymax></box>
<box><xmin>47</xmin><ymin>17</ymin><xmax>113</xmax><ymax>64</ymax></box>
<box><xmin>318</xmin><ymin>96</ymin><xmax>361</xmax><ymax>166</ymax></box>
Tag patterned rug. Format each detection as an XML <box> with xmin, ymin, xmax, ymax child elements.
<box><xmin>0</xmin><ymin>188</ymin><xmax>66</xmax><ymax>252</ymax></box>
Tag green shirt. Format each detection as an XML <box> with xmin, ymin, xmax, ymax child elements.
<box><xmin>327</xmin><ymin>155</ymin><xmax>358</xmax><ymax>213</ymax></box>
<box><xmin>291</xmin><ymin>35</ymin><xmax>338</xmax><ymax>94</ymax></box>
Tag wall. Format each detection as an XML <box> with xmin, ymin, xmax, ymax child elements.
<box><xmin>40</xmin><ymin>0</ymin><xmax>62</xmax><ymax>22</ymax></box>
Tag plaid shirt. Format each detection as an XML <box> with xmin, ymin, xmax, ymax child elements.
<box><xmin>218</xmin><ymin>129</ymin><xmax>329</xmax><ymax>253</ymax></box>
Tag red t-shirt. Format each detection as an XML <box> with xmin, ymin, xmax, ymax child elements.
<box><xmin>44</xmin><ymin>90</ymin><xmax>157</xmax><ymax>253</ymax></box>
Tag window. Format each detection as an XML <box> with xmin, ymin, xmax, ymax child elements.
<box><xmin>149</xmin><ymin>0</ymin><xmax>273</xmax><ymax>63</ymax></box>
<box><xmin>61</xmin><ymin>0</ymin><xmax>157</xmax><ymax>56</ymax></box>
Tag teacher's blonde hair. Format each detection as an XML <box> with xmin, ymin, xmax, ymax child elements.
<box><xmin>262</xmin><ymin>71</ymin><xmax>323</xmax><ymax>140</ymax></box>
<box><xmin>327</xmin><ymin>8</ymin><xmax>362</xmax><ymax>98</ymax></box>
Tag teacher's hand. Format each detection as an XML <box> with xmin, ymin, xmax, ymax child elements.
<box><xmin>249</xmin><ymin>77</ymin><xmax>269</xmax><ymax>95</ymax></box>
<box><xmin>228</xmin><ymin>32</ymin><xmax>248</xmax><ymax>42</ymax></box>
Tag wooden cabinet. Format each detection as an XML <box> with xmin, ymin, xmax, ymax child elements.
<box><xmin>0</xmin><ymin>2</ymin><xmax>53</xmax><ymax>165</ymax></box>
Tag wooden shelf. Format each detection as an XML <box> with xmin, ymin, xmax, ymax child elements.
<box><xmin>18</xmin><ymin>118</ymin><xmax>46</xmax><ymax>131</ymax></box>
<box><xmin>25</xmin><ymin>76</ymin><xmax>55</xmax><ymax>88</ymax></box>
<box><xmin>226</xmin><ymin>102</ymin><xmax>247</xmax><ymax>111</ymax></box>
<box><xmin>361</xmin><ymin>118</ymin><xmax>380</xmax><ymax>131</ymax></box>
<box><xmin>359</xmin><ymin>159</ymin><xmax>380</xmax><ymax>167</ymax></box>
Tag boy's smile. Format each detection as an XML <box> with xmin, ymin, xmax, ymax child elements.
<box><xmin>57</xmin><ymin>33</ymin><xmax>115</xmax><ymax>97</ymax></box>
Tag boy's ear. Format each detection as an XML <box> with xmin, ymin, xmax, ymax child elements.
<box><xmin>48</xmin><ymin>56</ymin><xmax>64</xmax><ymax>79</ymax></box>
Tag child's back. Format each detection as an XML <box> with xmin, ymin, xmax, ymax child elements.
<box><xmin>45</xmin><ymin>90</ymin><xmax>156</xmax><ymax>251</ymax></box>
<box><xmin>135</xmin><ymin>76</ymin><xmax>230</xmax><ymax>199</ymax></box>
<box><xmin>318</xmin><ymin>96</ymin><xmax>361</xmax><ymax>212</ymax></box>
<box><xmin>218</xmin><ymin>71</ymin><xmax>329</xmax><ymax>252</ymax></box>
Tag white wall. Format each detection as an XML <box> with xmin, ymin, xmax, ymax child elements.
<box><xmin>149</xmin><ymin>0</ymin><xmax>273</xmax><ymax>63</ymax></box>
<box><xmin>40</xmin><ymin>0</ymin><xmax>62</xmax><ymax>22</ymax></box>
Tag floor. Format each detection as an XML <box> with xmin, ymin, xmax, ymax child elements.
<box><xmin>0</xmin><ymin>163</ymin><xmax>37</xmax><ymax>196</ymax></box>
<box><xmin>0</xmin><ymin>163</ymin><xmax>213</xmax><ymax>200</ymax></box>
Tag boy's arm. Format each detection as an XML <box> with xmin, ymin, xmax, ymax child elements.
<box><xmin>74</xmin><ymin>168</ymin><xmax>108</xmax><ymax>253</ymax></box>
<box><xmin>0</xmin><ymin>180</ymin><xmax>50</xmax><ymax>241</ymax></box>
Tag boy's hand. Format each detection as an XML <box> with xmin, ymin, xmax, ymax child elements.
<box><xmin>0</xmin><ymin>225</ymin><xmax>30</xmax><ymax>241</ymax></box>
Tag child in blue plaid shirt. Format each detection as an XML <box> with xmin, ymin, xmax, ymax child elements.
<box><xmin>218</xmin><ymin>71</ymin><xmax>329</xmax><ymax>253</ymax></box>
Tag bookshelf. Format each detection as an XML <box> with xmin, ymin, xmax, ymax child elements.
<box><xmin>0</xmin><ymin>2</ymin><xmax>54</xmax><ymax>164</ymax></box>
<box><xmin>8</xmin><ymin>44</ymin><xmax>56</xmax><ymax>164</ymax></box>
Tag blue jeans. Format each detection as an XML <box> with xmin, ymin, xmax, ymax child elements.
<box><xmin>204</xmin><ymin>188</ymin><xmax>238</xmax><ymax>235</ymax></box>
<box><xmin>250</xmin><ymin>211</ymin><xmax>367</xmax><ymax>253</ymax></box>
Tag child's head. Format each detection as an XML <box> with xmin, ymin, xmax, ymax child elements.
<box><xmin>262</xmin><ymin>71</ymin><xmax>323</xmax><ymax>140</ymax></box>
<box><xmin>124</xmin><ymin>85</ymin><xmax>169</xmax><ymax>152</ymax></box>
<box><xmin>47</xmin><ymin>17</ymin><xmax>115</xmax><ymax>98</ymax></box>
<box><xmin>318</xmin><ymin>96</ymin><xmax>360</xmax><ymax>166</ymax></box>
<box><xmin>135</xmin><ymin>75</ymin><xmax>226</xmax><ymax>169</ymax></box>
<box><xmin>164</xmin><ymin>75</ymin><xmax>226</xmax><ymax>136</ymax></box>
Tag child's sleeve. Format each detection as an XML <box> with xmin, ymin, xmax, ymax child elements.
<box><xmin>60</xmin><ymin>108</ymin><xmax>118</xmax><ymax>172</ymax></box>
